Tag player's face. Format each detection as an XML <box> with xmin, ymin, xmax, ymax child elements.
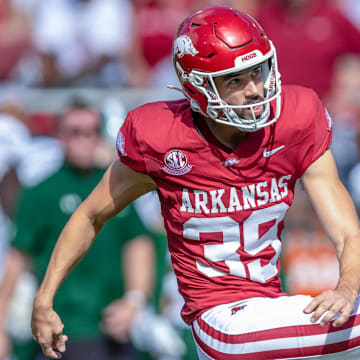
<box><xmin>59</xmin><ymin>109</ymin><xmax>101</xmax><ymax>170</ymax></box>
<box><xmin>213</xmin><ymin>66</ymin><xmax>265</xmax><ymax>120</ymax></box>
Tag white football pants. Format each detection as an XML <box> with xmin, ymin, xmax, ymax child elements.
<box><xmin>192</xmin><ymin>295</ymin><xmax>360</xmax><ymax>360</ymax></box>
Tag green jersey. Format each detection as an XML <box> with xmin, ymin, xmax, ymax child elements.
<box><xmin>12</xmin><ymin>163</ymin><xmax>149</xmax><ymax>339</ymax></box>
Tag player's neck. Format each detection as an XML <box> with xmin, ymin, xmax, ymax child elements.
<box><xmin>198</xmin><ymin>115</ymin><xmax>248</xmax><ymax>152</ymax></box>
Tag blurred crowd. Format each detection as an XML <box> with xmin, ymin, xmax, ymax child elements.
<box><xmin>1</xmin><ymin>0</ymin><xmax>360</xmax><ymax>359</ymax></box>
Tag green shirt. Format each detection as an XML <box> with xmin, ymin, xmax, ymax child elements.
<box><xmin>12</xmin><ymin>163</ymin><xmax>149</xmax><ymax>339</ymax></box>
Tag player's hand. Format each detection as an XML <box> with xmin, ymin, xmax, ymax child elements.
<box><xmin>0</xmin><ymin>328</ymin><xmax>11</xmax><ymax>360</ymax></box>
<box><xmin>303</xmin><ymin>288</ymin><xmax>357</xmax><ymax>327</ymax></box>
<box><xmin>102</xmin><ymin>299</ymin><xmax>140</xmax><ymax>342</ymax></box>
<box><xmin>31</xmin><ymin>303</ymin><xmax>68</xmax><ymax>359</ymax></box>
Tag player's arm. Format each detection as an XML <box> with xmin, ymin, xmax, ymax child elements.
<box><xmin>0</xmin><ymin>248</ymin><xmax>29</xmax><ymax>359</ymax></box>
<box><xmin>102</xmin><ymin>235</ymin><xmax>155</xmax><ymax>342</ymax></box>
<box><xmin>301</xmin><ymin>149</ymin><xmax>360</xmax><ymax>327</ymax></box>
<box><xmin>31</xmin><ymin>159</ymin><xmax>157</xmax><ymax>359</ymax></box>
<box><xmin>0</xmin><ymin>249</ymin><xmax>29</xmax><ymax>320</ymax></box>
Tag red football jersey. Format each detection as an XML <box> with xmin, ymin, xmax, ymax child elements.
<box><xmin>117</xmin><ymin>85</ymin><xmax>332</xmax><ymax>325</ymax></box>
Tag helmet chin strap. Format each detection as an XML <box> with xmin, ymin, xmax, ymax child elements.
<box><xmin>213</xmin><ymin>102</ymin><xmax>271</xmax><ymax>131</ymax></box>
<box><xmin>166</xmin><ymin>84</ymin><xmax>188</xmax><ymax>98</ymax></box>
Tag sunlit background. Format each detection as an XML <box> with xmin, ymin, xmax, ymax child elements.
<box><xmin>1</xmin><ymin>1</ymin><xmax>360</xmax><ymax>359</ymax></box>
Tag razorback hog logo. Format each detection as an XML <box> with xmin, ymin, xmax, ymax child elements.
<box><xmin>231</xmin><ymin>304</ymin><xmax>247</xmax><ymax>315</ymax></box>
<box><xmin>173</xmin><ymin>35</ymin><xmax>199</xmax><ymax>58</ymax></box>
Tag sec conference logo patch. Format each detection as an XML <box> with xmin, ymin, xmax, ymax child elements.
<box><xmin>162</xmin><ymin>150</ymin><xmax>192</xmax><ymax>176</ymax></box>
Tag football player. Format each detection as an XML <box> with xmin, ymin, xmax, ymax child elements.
<box><xmin>31</xmin><ymin>7</ymin><xmax>360</xmax><ymax>359</ymax></box>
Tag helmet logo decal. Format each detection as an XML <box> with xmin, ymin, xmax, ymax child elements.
<box><xmin>240</xmin><ymin>52</ymin><xmax>257</xmax><ymax>63</ymax></box>
<box><xmin>162</xmin><ymin>149</ymin><xmax>192</xmax><ymax>176</ymax></box>
<box><xmin>234</xmin><ymin>50</ymin><xmax>262</xmax><ymax>67</ymax></box>
<box><xmin>173</xmin><ymin>35</ymin><xmax>199</xmax><ymax>58</ymax></box>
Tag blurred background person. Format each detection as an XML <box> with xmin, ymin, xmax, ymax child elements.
<box><xmin>19</xmin><ymin>0</ymin><xmax>134</xmax><ymax>87</ymax></box>
<box><xmin>0</xmin><ymin>91</ymin><xmax>63</xmax><ymax>326</ymax></box>
<box><xmin>0</xmin><ymin>100</ymin><xmax>156</xmax><ymax>360</ymax></box>
<box><xmin>257</xmin><ymin>0</ymin><xmax>360</xmax><ymax>100</ymax></box>
<box><xmin>324</xmin><ymin>54</ymin><xmax>360</xmax><ymax>186</ymax></box>
<box><xmin>126</xmin><ymin>0</ymin><xmax>191</xmax><ymax>88</ymax></box>
<box><xmin>0</xmin><ymin>0</ymin><xmax>32</xmax><ymax>85</ymax></box>
<box><xmin>0</xmin><ymin>99</ymin><xmax>33</xmax><ymax>360</ymax></box>
<box><xmin>281</xmin><ymin>183</ymin><xmax>340</xmax><ymax>296</ymax></box>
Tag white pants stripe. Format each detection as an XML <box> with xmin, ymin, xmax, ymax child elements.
<box><xmin>192</xmin><ymin>295</ymin><xmax>360</xmax><ymax>359</ymax></box>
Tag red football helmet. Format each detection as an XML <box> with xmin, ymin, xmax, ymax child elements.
<box><xmin>172</xmin><ymin>6</ymin><xmax>281</xmax><ymax>132</ymax></box>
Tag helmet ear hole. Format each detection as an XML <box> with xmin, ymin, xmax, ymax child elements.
<box><xmin>207</xmin><ymin>108</ymin><xmax>219</xmax><ymax>119</ymax></box>
<box><xmin>194</xmin><ymin>75</ymin><xmax>204</xmax><ymax>86</ymax></box>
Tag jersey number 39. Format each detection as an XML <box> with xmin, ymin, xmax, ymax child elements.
<box><xmin>183</xmin><ymin>202</ymin><xmax>289</xmax><ymax>283</ymax></box>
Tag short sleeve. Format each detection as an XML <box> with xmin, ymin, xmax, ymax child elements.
<box><xmin>116</xmin><ymin>110</ymin><xmax>147</xmax><ymax>173</ymax></box>
<box><xmin>297</xmin><ymin>90</ymin><xmax>333</xmax><ymax>177</ymax></box>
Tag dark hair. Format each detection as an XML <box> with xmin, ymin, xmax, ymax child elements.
<box><xmin>56</xmin><ymin>97</ymin><xmax>101</xmax><ymax>133</ymax></box>
<box><xmin>66</xmin><ymin>97</ymin><xmax>93</xmax><ymax>110</ymax></box>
